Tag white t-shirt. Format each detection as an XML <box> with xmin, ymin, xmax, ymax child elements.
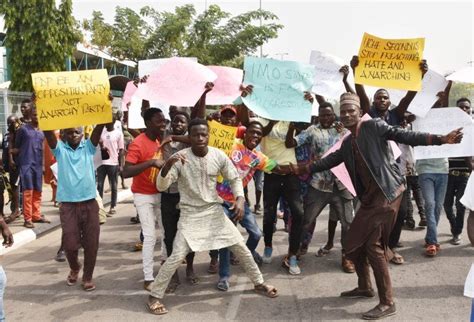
<box><xmin>100</xmin><ymin>128</ymin><xmax>125</xmax><ymax>166</ymax></box>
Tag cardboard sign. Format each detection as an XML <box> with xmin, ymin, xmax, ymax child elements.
<box><xmin>135</xmin><ymin>57</ymin><xmax>217</xmax><ymax>107</ymax></box>
<box><xmin>208</xmin><ymin>120</ymin><xmax>237</xmax><ymax>155</ymax></box>
<box><xmin>241</xmin><ymin>57</ymin><xmax>314</xmax><ymax>122</ymax></box>
<box><xmin>309</xmin><ymin>50</ymin><xmax>346</xmax><ymax>99</ymax></box>
<box><xmin>32</xmin><ymin>69</ymin><xmax>112</xmax><ymax>130</ymax></box>
<box><xmin>206</xmin><ymin>66</ymin><xmax>244</xmax><ymax>105</ymax></box>
<box><xmin>122</xmin><ymin>81</ymin><xmax>137</xmax><ymax>111</ymax></box>
<box><xmin>355</xmin><ymin>33</ymin><xmax>425</xmax><ymax>91</ymax></box>
<box><xmin>447</xmin><ymin>65</ymin><xmax>474</xmax><ymax>84</ymax></box>
<box><xmin>413</xmin><ymin>107</ymin><xmax>474</xmax><ymax>159</ymax></box>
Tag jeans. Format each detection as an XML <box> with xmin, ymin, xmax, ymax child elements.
<box><xmin>134</xmin><ymin>193</ymin><xmax>162</xmax><ymax>281</ymax></box>
<box><xmin>405</xmin><ymin>175</ymin><xmax>426</xmax><ymax>222</ymax></box>
<box><xmin>97</xmin><ymin>165</ymin><xmax>119</xmax><ymax>208</ymax></box>
<box><xmin>444</xmin><ymin>174</ymin><xmax>469</xmax><ymax>236</ymax></box>
<box><xmin>0</xmin><ymin>266</ymin><xmax>6</xmax><ymax>322</ymax></box>
<box><xmin>263</xmin><ymin>173</ymin><xmax>304</xmax><ymax>254</ymax></box>
<box><xmin>219</xmin><ymin>201</ymin><xmax>262</xmax><ymax>279</ymax></box>
<box><xmin>419</xmin><ymin>173</ymin><xmax>448</xmax><ymax>245</ymax></box>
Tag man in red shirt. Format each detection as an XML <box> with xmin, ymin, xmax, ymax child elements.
<box><xmin>123</xmin><ymin>108</ymin><xmax>166</xmax><ymax>291</ymax></box>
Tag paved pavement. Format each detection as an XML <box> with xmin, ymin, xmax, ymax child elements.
<box><xmin>1</xmin><ymin>189</ymin><xmax>473</xmax><ymax>321</ymax></box>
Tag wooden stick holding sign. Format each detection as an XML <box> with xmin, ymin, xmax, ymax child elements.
<box><xmin>32</xmin><ymin>69</ymin><xmax>112</xmax><ymax>130</ymax></box>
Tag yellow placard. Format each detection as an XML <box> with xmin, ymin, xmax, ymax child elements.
<box><xmin>208</xmin><ymin>120</ymin><xmax>237</xmax><ymax>155</ymax></box>
<box><xmin>355</xmin><ymin>33</ymin><xmax>425</xmax><ymax>91</ymax></box>
<box><xmin>32</xmin><ymin>69</ymin><xmax>112</xmax><ymax>130</ymax></box>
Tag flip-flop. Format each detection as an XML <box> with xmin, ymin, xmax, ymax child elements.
<box><xmin>315</xmin><ymin>246</ymin><xmax>331</xmax><ymax>257</ymax></box>
<box><xmin>217</xmin><ymin>279</ymin><xmax>229</xmax><ymax>291</ymax></box>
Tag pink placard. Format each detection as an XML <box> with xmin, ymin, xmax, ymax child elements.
<box><xmin>135</xmin><ymin>57</ymin><xmax>217</xmax><ymax>107</ymax></box>
<box><xmin>206</xmin><ymin>66</ymin><xmax>243</xmax><ymax>105</ymax></box>
<box><xmin>121</xmin><ymin>81</ymin><xmax>137</xmax><ymax>111</ymax></box>
<box><xmin>322</xmin><ymin>114</ymin><xmax>402</xmax><ymax>197</ymax></box>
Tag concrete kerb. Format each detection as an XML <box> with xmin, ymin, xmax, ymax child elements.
<box><xmin>0</xmin><ymin>188</ymin><xmax>133</xmax><ymax>256</ymax></box>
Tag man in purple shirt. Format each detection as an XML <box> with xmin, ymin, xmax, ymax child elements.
<box><xmin>15</xmin><ymin>106</ymin><xmax>50</xmax><ymax>228</ymax></box>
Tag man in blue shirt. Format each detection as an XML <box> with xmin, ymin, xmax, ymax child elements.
<box><xmin>44</xmin><ymin>122</ymin><xmax>106</xmax><ymax>292</ymax></box>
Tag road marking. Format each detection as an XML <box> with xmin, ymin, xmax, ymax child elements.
<box><xmin>0</xmin><ymin>229</ymin><xmax>36</xmax><ymax>256</ymax></box>
<box><xmin>224</xmin><ymin>276</ymin><xmax>248</xmax><ymax>320</ymax></box>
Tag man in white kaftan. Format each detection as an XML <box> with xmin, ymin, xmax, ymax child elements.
<box><xmin>149</xmin><ymin>146</ymin><xmax>264</xmax><ymax>299</ymax></box>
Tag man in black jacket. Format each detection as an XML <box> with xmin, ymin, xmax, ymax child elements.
<box><xmin>306</xmin><ymin>93</ymin><xmax>463</xmax><ymax>320</ymax></box>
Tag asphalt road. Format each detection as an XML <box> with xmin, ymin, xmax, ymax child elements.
<box><xmin>2</xmin><ymin>197</ymin><xmax>473</xmax><ymax>321</ymax></box>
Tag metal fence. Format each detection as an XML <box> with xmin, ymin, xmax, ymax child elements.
<box><xmin>0</xmin><ymin>89</ymin><xmax>31</xmax><ymax>135</ymax></box>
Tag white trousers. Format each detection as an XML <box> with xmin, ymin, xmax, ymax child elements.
<box><xmin>134</xmin><ymin>193</ymin><xmax>165</xmax><ymax>281</ymax></box>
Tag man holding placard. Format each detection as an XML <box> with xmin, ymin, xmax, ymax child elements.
<box><xmin>44</xmin><ymin>122</ymin><xmax>107</xmax><ymax>292</ymax></box>
<box><xmin>305</xmin><ymin>92</ymin><xmax>463</xmax><ymax>319</ymax></box>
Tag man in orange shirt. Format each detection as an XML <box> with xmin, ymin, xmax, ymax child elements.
<box><xmin>123</xmin><ymin>108</ymin><xmax>166</xmax><ymax>291</ymax></box>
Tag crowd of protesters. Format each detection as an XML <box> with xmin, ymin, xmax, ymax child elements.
<box><xmin>0</xmin><ymin>56</ymin><xmax>471</xmax><ymax>321</ymax></box>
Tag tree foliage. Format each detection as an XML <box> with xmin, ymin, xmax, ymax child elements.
<box><xmin>0</xmin><ymin>0</ymin><xmax>82</xmax><ymax>91</ymax></box>
<box><xmin>449</xmin><ymin>83</ymin><xmax>474</xmax><ymax>106</ymax></box>
<box><xmin>83</xmin><ymin>4</ymin><xmax>283</xmax><ymax>67</ymax></box>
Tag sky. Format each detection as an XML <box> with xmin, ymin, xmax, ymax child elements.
<box><xmin>2</xmin><ymin>0</ymin><xmax>473</xmax><ymax>74</ymax></box>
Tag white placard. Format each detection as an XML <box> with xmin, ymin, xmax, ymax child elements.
<box><xmin>138</xmin><ymin>57</ymin><xmax>198</xmax><ymax>78</ymax></box>
<box><xmin>447</xmin><ymin>65</ymin><xmax>474</xmax><ymax>84</ymax></box>
<box><xmin>460</xmin><ymin>172</ymin><xmax>474</xmax><ymax>211</ymax></box>
<box><xmin>407</xmin><ymin>70</ymin><xmax>448</xmax><ymax>117</ymax></box>
<box><xmin>309</xmin><ymin>50</ymin><xmax>345</xmax><ymax>99</ymax></box>
<box><xmin>413</xmin><ymin>107</ymin><xmax>474</xmax><ymax>160</ymax></box>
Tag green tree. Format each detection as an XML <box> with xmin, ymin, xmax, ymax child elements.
<box><xmin>85</xmin><ymin>4</ymin><xmax>283</xmax><ymax>67</ymax></box>
<box><xmin>449</xmin><ymin>82</ymin><xmax>474</xmax><ymax>106</ymax></box>
<box><xmin>0</xmin><ymin>0</ymin><xmax>82</xmax><ymax>91</ymax></box>
<box><xmin>82</xmin><ymin>11</ymin><xmax>114</xmax><ymax>50</ymax></box>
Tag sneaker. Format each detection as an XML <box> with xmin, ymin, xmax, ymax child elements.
<box><xmin>55</xmin><ymin>250</ymin><xmax>66</xmax><ymax>262</ymax></box>
<box><xmin>262</xmin><ymin>247</ymin><xmax>273</xmax><ymax>264</ymax></box>
<box><xmin>216</xmin><ymin>278</ymin><xmax>230</xmax><ymax>291</ymax></box>
<box><xmin>451</xmin><ymin>235</ymin><xmax>461</xmax><ymax>245</ymax></box>
<box><xmin>288</xmin><ymin>255</ymin><xmax>301</xmax><ymax>275</ymax></box>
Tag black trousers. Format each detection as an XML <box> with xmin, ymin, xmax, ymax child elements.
<box><xmin>444</xmin><ymin>174</ymin><xmax>469</xmax><ymax>236</ymax></box>
<box><xmin>263</xmin><ymin>173</ymin><xmax>304</xmax><ymax>254</ymax></box>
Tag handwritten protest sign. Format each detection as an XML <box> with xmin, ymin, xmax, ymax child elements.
<box><xmin>208</xmin><ymin>120</ymin><xmax>237</xmax><ymax>155</ymax></box>
<box><xmin>241</xmin><ymin>57</ymin><xmax>314</xmax><ymax>122</ymax></box>
<box><xmin>407</xmin><ymin>69</ymin><xmax>448</xmax><ymax>117</ymax></box>
<box><xmin>355</xmin><ymin>33</ymin><xmax>425</xmax><ymax>91</ymax></box>
<box><xmin>323</xmin><ymin>114</ymin><xmax>401</xmax><ymax>196</ymax></box>
<box><xmin>135</xmin><ymin>57</ymin><xmax>217</xmax><ymax>107</ymax></box>
<box><xmin>138</xmin><ymin>57</ymin><xmax>198</xmax><ymax>78</ymax></box>
<box><xmin>206</xmin><ymin>66</ymin><xmax>243</xmax><ymax>105</ymax></box>
<box><xmin>32</xmin><ymin>69</ymin><xmax>112</xmax><ymax>130</ymax></box>
<box><xmin>413</xmin><ymin>107</ymin><xmax>474</xmax><ymax>159</ymax></box>
<box><xmin>309</xmin><ymin>50</ymin><xmax>346</xmax><ymax>99</ymax></box>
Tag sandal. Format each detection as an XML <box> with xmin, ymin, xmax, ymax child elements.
<box><xmin>316</xmin><ymin>246</ymin><xmax>331</xmax><ymax>257</ymax></box>
<box><xmin>390</xmin><ymin>252</ymin><xmax>405</xmax><ymax>265</ymax></box>
<box><xmin>66</xmin><ymin>269</ymin><xmax>81</xmax><ymax>286</ymax></box>
<box><xmin>425</xmin><ymin>244</ymin><xmax>437</xmax><ymax>257</ymax></box>
<box><xmin>254</xmin><ymin>284</ymin><xmax>278</xmax><ymax>298</ymax></box>
<box><xmin>82</xmin><ymin>281</ymin><xmax>96</xmax><ymax>291</ymax></box>
<box><xmin>147</xmin><ymin>297</ymin><xmax>169</xmax><ymax>315</ymax></box>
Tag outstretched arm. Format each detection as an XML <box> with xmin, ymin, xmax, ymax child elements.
<box><xmin>340</xmin><ymin>65</ymin><xmax>356</xmax><ymax>94</ymax></box>
<box><xmin>44</xmin><ymin>130</ymin><xmax>58</xmax><ymax>150</ymax></box>
<box><xmin>192</xmin><ymin>82</ymin><xmax>214</xmax><ymax>120</ymax></box>
<box><xmin>350</xmin><ymin>56</ymin><xmax>371</xmax><ymax>115</ymax></box>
